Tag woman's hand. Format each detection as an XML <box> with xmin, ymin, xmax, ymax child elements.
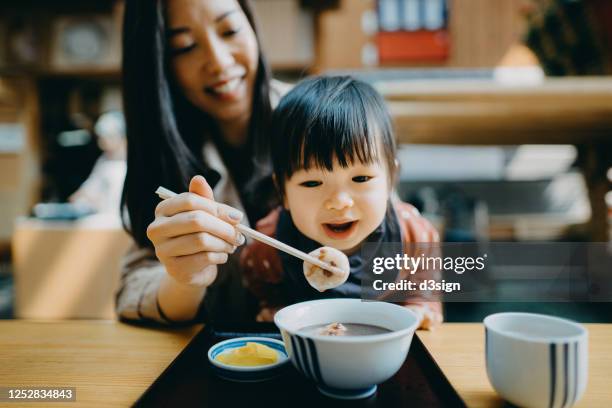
<box><xmin>146</xmin><ymin>175</ymin><xmax>246</xmax><ymax>287</ymax></box>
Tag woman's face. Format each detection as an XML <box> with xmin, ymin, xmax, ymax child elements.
<box><xmin>166</xmin><ymin>0</ymin><xmax>259</xmax><ymax>124</ymax></box>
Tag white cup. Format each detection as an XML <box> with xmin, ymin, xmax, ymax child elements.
<box><xmin>484</xmin><ymin>313</ymin><xmax>588</xmax><ymax>408</ymax></box>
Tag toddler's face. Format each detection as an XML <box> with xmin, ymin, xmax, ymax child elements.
<box><xmin>283</xmin><ymin>158</ymin><xmax>390</xmax><ymax>254</ymax></box>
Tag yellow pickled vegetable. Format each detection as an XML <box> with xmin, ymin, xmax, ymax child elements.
<box><xmin>216</xmin><ymin>342</ymin><xmax>278</xmax><ymax>366</ymax></box>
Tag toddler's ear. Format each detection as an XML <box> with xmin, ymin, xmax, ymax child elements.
<box><xmin>392</xmin><ymin>159</ymin><xmax>400</xmax><ymax>184</ymax></box>
<box><xmin>272</xmin><ymin>173</ymin><xmax>278</xmax><ymax>191</ymax></box>
<box><xmin>272</xmin><ymin>174</ymin><xmax>290</xmax><ymax>209</ymax></box>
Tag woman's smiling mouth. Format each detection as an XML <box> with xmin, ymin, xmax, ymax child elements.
<box><xmin>206</xmin><ymin>77</ymin><xmax>241</xmax><ymax>94</ymax></box>
<box><xmin>204</xmin><ymin>75</ymin><xmax>246</xmax><ymax>101</ymax></box>
<box><xmin>322</xmin><ymin>220</ymin><xmax>358</xmax><ymax>240</ymax></box>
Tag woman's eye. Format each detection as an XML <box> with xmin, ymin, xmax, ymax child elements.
<box><xmin>170</xmin><ymin>44</ymin><xmax>196</xmax><ymax>57</ymax></box>
<box><xmin>222</xmin><ymin>27</ymin><xmax>242</xmax><ymax>38</ymax></box>
<box><xmin>299</xmin><ymin>180</ymin><xmax>322</xmax><ymax>188</ymax></box>
<box><xmin>352</xmin><ymin>175</ymin><xmax>373</xmax><ymax>183</ymax></box>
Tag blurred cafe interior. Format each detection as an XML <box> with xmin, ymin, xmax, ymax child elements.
<box><xmin>0</xmin><ymin>0</ymin><xmax>611</xmax><ymax>324</ymax></box>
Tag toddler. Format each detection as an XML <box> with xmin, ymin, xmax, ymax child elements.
<box><xmin>241</xmin><ymin>76</ymin><xmax>442</xmax><ymax>329</ymax></box>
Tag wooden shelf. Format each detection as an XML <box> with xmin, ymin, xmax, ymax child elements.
<box><xmin>37</xmin><ymin>68</ymin><xmax>121</xmax><ymax>81</ymax></box>
<box><xmin>375</xmin><ymin>77</ymin><xmax>612</xmax><ymax>145</ymax></box>
<box><xmin>313</xmin><ymin>0</ymin><xmax>527</xmax><ymax>71</ymax></box>
<box><xmin>0</xmin><ymin>0</ymin><xmax>116</xmax><ymax>13</ymax></box>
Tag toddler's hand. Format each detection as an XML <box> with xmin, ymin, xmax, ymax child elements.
<box><xmin>404</xmin><ymin>303</ymin><xmax>443</xmax><ymax>330</ymax></box>
<box><xmin>255</xmin><ymin>305</ymin><xmax>283</xmax><ymax>322</ymax></box>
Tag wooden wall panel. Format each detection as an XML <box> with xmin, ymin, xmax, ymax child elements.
<box><xmin>314</xmin><ymin>0</ymin><xmax>528</xmax><ymax>70</ymax></box>
<box><xmin>448</xmin><ymin>0</ymin><xmax>527</xmax><ymax>67</ymax></box>
<box><xmin>314</xmin><ymin>0</ymin><xmax>376</xmax><ymax>70</ymax></box>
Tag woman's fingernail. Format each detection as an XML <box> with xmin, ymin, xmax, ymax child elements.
<box><xmin>236</xmin><ymin>233</ymin><xmax>245</xmax><ymax>245</ymax></box>
<box><xmin>228</xmin><ymin>209</ymin><xmax>243</xmax><ymax>221</ymax></box>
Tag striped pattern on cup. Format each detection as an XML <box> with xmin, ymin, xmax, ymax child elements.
<box><xmin>485</xmin><ymin>326</ymin><xmax>584</xmax><ymax>408</ymax></box>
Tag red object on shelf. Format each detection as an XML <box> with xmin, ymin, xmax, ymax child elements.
<box><xmin>377</xmin><ymin>30</ymin><xmax>450</xmax><ymax>62</ymax></box>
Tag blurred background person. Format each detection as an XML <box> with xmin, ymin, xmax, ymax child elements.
<box><xmin>68</xmin><ymin>110</ymin><xmax>126</xmax><ymax>214</ymax></box>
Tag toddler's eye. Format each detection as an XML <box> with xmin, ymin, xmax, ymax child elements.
<box><xmin>352</xmin><ymin>175</ymin><xmax>372</xmax><ymax>183</ymax></box>
<box><xmin>299</xmin><ymin>180</ymin><xmax>322</xmax><ymax>188</ymax></box>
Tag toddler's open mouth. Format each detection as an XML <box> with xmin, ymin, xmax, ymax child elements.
<box><xmin>322</xmin><ymin>221</ymin><xmax>358</xmax><ymax>240</ymax></box>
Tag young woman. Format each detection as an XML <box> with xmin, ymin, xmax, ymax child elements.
<box><xmin>117</xmin><ymin>0</ymin><xmax>439</xmax><ymax>325</ymax></box>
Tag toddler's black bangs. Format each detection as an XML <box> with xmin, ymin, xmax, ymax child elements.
<box><xmin>285</xmin><ymin>81</ymin><xmax>379</xmax><ymax>176</ymax></box>
<box><xmin>271</xmin><ymin>75</ymin><xmax>397</xmax><ymax>197</ymax></box>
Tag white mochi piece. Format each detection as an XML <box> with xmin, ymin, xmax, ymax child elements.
<box><xmin>303</xmin><ymin>246</ymin><xmax>350</xmax><ymax>292</ymax></box>
<box><xmin>318</xmin><ymin>322</ymin><xmax>347</xmax><ymax>336</ymax></box>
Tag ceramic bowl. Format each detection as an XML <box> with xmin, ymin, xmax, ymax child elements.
<box><xmin>274</xmin><ymin>299</ymin><xmax>419</xmax><ymax>399</ymax></box>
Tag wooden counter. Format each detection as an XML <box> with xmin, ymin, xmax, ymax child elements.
<box><xmin>12</xmin><ymin>215</ymin><xmax>132</xmax><ymax>319</ymax></box>
<box><xmin>379</xmin><ymin>77</ymin><xmax>612</xmax><ymax>145</ymax></box>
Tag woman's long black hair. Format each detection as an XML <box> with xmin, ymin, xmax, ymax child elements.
<box><xmin>121</xmin><ymin>0</ymin><xmax>273</xmax><ymax>248</ymax></box>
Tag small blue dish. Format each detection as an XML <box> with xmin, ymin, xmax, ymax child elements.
<box><xmin>207</xmin><ymin>337</ymin><xmax>289</xmax><ymax>382</ymax></box>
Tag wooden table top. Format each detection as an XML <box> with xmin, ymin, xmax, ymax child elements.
<box><xmin>0</xmin><ymin>320</ymin><xmax>201</xmax><ymax>407</ymax></box>
<box><xmin>0</xmin><ymin>321</ymin><xmax>610</xmax><ymax>407</ymax></box>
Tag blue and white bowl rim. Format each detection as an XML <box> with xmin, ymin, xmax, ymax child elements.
<box><xmin>274</xmin><ymin>299</ymin><xmax>419</xmax><ymax>343</ymax></box>
<box><xmin>207</xmin><ymin>337</ymin><xmax>289</xmax><ymax>372</ymax></box>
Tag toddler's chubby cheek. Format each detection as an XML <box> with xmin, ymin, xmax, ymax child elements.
<box><xmin>303</xmin><ymin>247</ymin><xmax>350</xmax><ymax>292</ymax></box>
